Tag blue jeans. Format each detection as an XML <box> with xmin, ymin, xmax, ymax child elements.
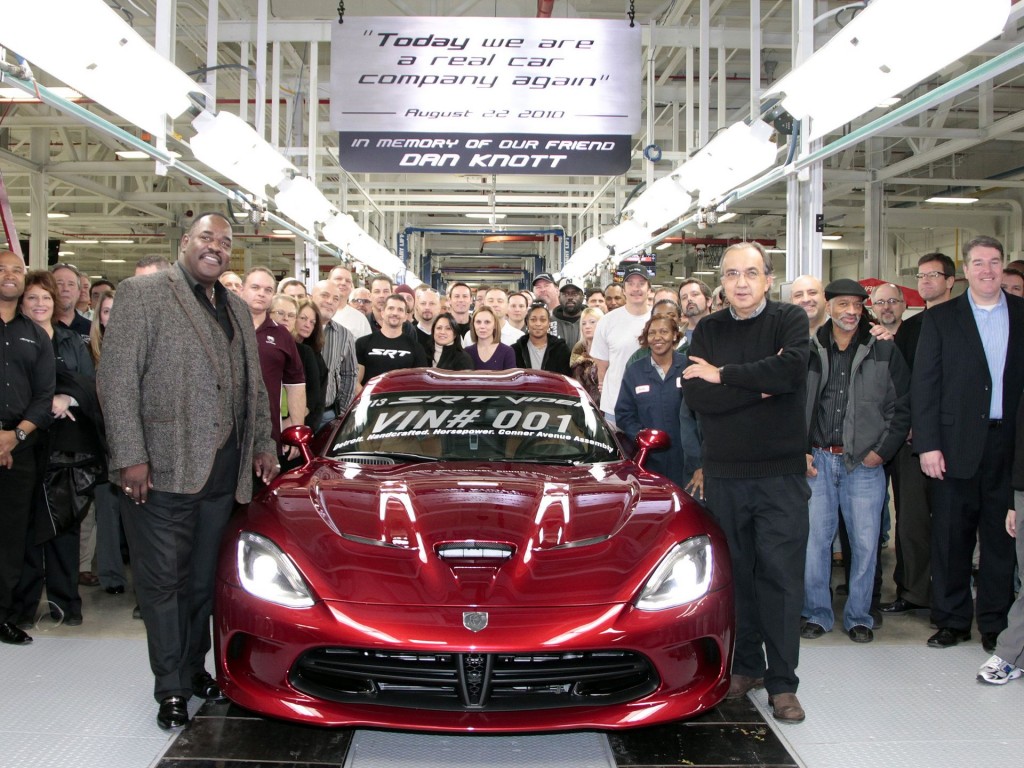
<box><xmin>804</xmin><ymin>449</ymin><xmax>885</xmax><ymax>632</ymax></box>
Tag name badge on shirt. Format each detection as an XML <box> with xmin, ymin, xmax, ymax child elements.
<box><xmin>676</xmin><ymin>376</ymin><xmax>682</xmax><ymax>388</ymax></box>
<box><xmin>635</xmin><ymin>384</ymin><xmax>651</xmax><ymax>394</ymax></box>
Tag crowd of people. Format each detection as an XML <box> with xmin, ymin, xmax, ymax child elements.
<box><xmin>2</xmin><ymin>218</ymin><xmax>1023</xmax><ymax>732</ymax></box>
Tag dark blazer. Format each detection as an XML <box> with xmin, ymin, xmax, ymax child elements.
<box><xmin>911</xmin><ymin>291</ymin><xmax>1024</xmax><ymax>479</ymax></box>
<box><xmin>512</xmin><ymin>333</ymin><xmax>571</xmax><ymax>375</ymax></box>
<box><xmin>97</xmin><ymin>265</ymin><xmax>276</xmax><ymax>502</ymax></box>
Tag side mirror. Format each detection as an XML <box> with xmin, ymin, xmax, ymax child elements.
<box><xmin>634</xmin><ymin>428</ymin><xmax>670</xmax><ymax>468</ymax></box>
<box><xmin>281</xmin><ymin>424</ymin><xmax>314</xmax><ymax>466</ymax></box>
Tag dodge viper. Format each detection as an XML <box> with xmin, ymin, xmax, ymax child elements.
<box><xmin>215</xmin><ymin>368</ymin><xmax>733</xmax><ymax>731</ymax></box>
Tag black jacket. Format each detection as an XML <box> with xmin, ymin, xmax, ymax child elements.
<box><xmin>911</xmin><ymin>291</ymin><xmax>1024</xmax><ymax>480</ymax></box>
<box><xmin>512</xmin><ymin>333</ymin><xmax>571</xmax><ymax>375</ymax></box>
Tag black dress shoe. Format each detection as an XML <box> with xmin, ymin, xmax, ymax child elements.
<box><xmin>882</xmin><ymin>598</ymin><xmax>927</xmax><ymax>613</ymax></box>
<box><xmin>0</xmin><ymin>621</ymin><xmax>33</xmax><ymax>645</ymax></box>
<box><xmin>981</xmin><ymin>632</ymin><xmax>1000</xmax><ymax>653</ymax></box>
<box><xmin>191</xmin><ymin>671</ymin><xmax>226</xmax><ymax>701</ymax></box>
<box><xmin>848</xmin><ymin>625</ymin><xmax>874</xmax><ymax>643</ymax></box>
<box><xmin>927</xmin><ymin>627</ymin><xmax>971</xmax><ymax>648</ymax></box>
<box><xmin>63</xmin><ymin>615</ymin><xmax>83</xmax><ymax>627</ymax></box>
<box><xmin>801</xmin><ymin>622</ymin><xmax>827</xmax><ymax>639</ymax></box>
<box><xmin>104</xmin><ymin>585</ymin><xmax>125</xmax><ymax>595</ymax></box>
<box><xmin>157</xmin><ymin>696</ymin><xmax>189</xmax><ymax>730</ymax></box>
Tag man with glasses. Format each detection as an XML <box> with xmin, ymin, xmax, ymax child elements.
<box><xmin>311</xmin><ymin>280</ymin><xmax>358</xmax><ymax>428</ymax></box>
<box><xmin>350</xmin><ymin>286</ymin><xmax>372</xmax><ymax>317</ymax></box>
<box><xmin>682</xmin><ymin>242</ymin><xmax>811</xmax><ymax>724</ymax></box>
<box><xmin>801</xmin><ymin>280</ymin><xmax>910</xmax><ymax>646</ymax></box>
<box><xmin>51</xmin><ymin>263</ymin><xmax>91</xmax><ymax>344</ymax></box>
<box><xmin>241</xmin><ymin>268</ymin><xmax>305</xmax><ymax>453</ymax></box>
<box><xmin>870</xmin><ymin>283</ymin><xmax>907</xmax><ymax>335</ymax></box>
<box><xmin>883</xmin><ymin>254</ymin><xmax>957</xmax><ymax>616</ymax></box>
<box><xmin>913</xmin><ymin>236</ymin><xmax>1024</xmax><ymax>652</ymax></box>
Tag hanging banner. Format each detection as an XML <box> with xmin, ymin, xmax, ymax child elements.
<box><xmin>330</xmin><ymin>17</ymin><xmax>640</xmax><ymax>174</ymax></box>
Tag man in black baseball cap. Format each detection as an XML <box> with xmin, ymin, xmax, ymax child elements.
<box><xmin>532</xmin><ymin>273</ymin><xmax>559</xmax><ymax>312</ymax></box>
<box><xmin>552</xmin><ymin>277</ymin><xmax>584</xmax><ymax>349</ymax></box>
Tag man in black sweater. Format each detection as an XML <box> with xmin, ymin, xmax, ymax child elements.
<box><xmin>682</xmin><ymin>242</ymin><xmax>811</xmax><ymax>724</ymax></box>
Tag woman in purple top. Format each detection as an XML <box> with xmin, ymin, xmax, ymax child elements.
<box><xmin>465</xmin><ymin>306</ymin><xmax>517</xmax><ymax>370</ymax></box>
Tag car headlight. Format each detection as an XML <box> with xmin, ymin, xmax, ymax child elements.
<box><xmin>237</xmin><ymin>531</ymin><xmax>315</xmax><ymax>608</ymax></box>
<box><xmin>635</xmin><ymin>535</ymin><xmax>713</xmax><ymax>611</ymax></box>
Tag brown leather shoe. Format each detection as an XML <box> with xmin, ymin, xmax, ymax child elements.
<box><xmin>768</xmin><ymin>692</ymin><xmax>805</xmax><ymax>723</ymax></box>
<box><xmin>726</xmin><ymin>674</ymin><xmax>764</xmax><ymax>699</ymax></box>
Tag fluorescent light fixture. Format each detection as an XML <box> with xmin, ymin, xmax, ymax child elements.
<box><xmin>601</xmin><ymin>219</ymin><xmax>652</xmax><ymax>254</ymax></box>
<box><xmin>821</xmin><ymin>235</ymin><xmax>843</xmax><ymax>241</ymax></box>
<box><xmin>465</xmin><ymin>212</ymin><xmax>507</xmax><ymax>220</ymax></box>
<box><xmin>674</xmin><ymin>120</ymin><xmax>778</xmax><ymax>204</ymax></box>
<box><xmin>100</xmin><ymin>259</ymin><xmax>126</xmax><ymax>263</ymax></box>
<box><xmin>692</xmin><ymin>270</ymin><xmax>715</xmax><ymax>276</ymax></box>
<box><xmin>347</xmin><ymin>234</ymin><xmax>405</xmax><ymax>276</ymax></box>
<box><xmin>655</xmin><ymin>242</ymin><xmax>672</xmax><ymax>250</ymax></box>
<box><xmin>26</xmin><ymin>212</ymin><xmax>68</xmax><ymax>218</ymax></box>
<box><xmin>926</xmin><ymin>196</ymin><xmax>979</xmax><ymax>204</ymax></box>
<box><xmin>271</xmin><ymin>229</ymin><xmax>296</xmax><ymax>237</ymax></box>
<box><xmin>560</xmin><ymin>237</ymin><xmax>610</xmax><ymax>280</ymax></box>
<box><xmin>116</xmin><ymin>150</ymin><xmax>181</xmax><ymax>160</ymax></box>
<box><xmin>190</xmin><ymin>111</ymin><xmax>297</xmax><ymax>200</ymax></box>
<box><xmin>58</xmin><ymin>251</ymin><xmax>75</xmax><ymax>256</ymax></box>
<box><xmin>321</xmin><ymin>213</ymin><xmax>364</xmax><ymax>251</ymax></box>
<box><xmin>623</xmin><ymin>174</ymin><xmax>693</xmax><ymax>231</ymax></box>
<box><xmin>274</xmin><ymin>176</ymin><xmax>336</xmax><ymax>230</ymax></box>
<box><xmin>64</xmin><ymin>239</ymin><xmax>99</xmax><ymax>244</ymax></box>
<box><xmin>100</xmin><ymin>239</ymin><xmax>134</xmax><ymax>244</ymax></box>
<box><xmin>764</xmin><ymin>0</ymin><xmax>1010</xmax><ymax>140</ymax></box>
<box><xmin>1</xmin><ymin>1</ymin><xmax>202</xmax><ymax>135</ymax></box>
<box><xmin>716</xmin><ymin>212</ymin><xmax>738</xmax><ymax>223</ymax></box>
<box><xmin>0</xmin><ymin>86</ymin><xmax>82</xmax><ymax>102</ymax></box>
<box><xmin>766</xmin><ymin>248</ymin><xmax>787</xmax><ymax>254</ymax></box>
<box><xmin>876</xmin><ymin>97</ymin><xmax>901</xmax><ymax>108</ymax></box>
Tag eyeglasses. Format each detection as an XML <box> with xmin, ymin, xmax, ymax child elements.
<box><xmin>873</xmin><ymin>298</ymin><xmax>904</xmax><ymax>306</ymax></box>
<box><xmin>270</xmin><ymin>310</ymin><xmax>297</xmax><ymax>320</ymax></box>
<box><xmin>721</xmin><ymin>268</ymin><xmax>766</xmax><ymax>282</ymax></box>
<box><xmin>351</xmin><ymin>298</ymin><xmax>371</xmax><ymax>305</ymax></box>
<box><xmin>916</xmin><ymin>271</ymin><xmax>952</xmax><ymax>280</ymax></box>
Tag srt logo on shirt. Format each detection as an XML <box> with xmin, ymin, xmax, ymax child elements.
<box><xmin>369</xmin><ymin>348</ymin><xmax>412</xmax><ymax>359</ymax></box>
<box><xmin>265</xmin><ymin>335</ymin><xmax>277</xmax><ymax>345</ymax></box>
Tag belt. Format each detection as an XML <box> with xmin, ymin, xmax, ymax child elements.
<box><xmin>989</xmin><ymin>419</ymin><xmax>1004</xmax><ymax>429</ymax></box>
<box><xmin>813</xmin><ymin>444</ymin><xmax>844</xmax><ymax>455</ymax></box>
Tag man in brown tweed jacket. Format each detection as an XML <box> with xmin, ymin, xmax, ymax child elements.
<box><xmin>98</xmin><ymin>212</ymin><xmax>279</xmax><ymax>730</ymax></box>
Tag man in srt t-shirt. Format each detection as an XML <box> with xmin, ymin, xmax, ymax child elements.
<box><xmin>356</xmin><ymin>294</ymin><xmax>428</xmax><ymax>384</ymax></box>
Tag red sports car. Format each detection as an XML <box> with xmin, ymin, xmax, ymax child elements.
<box><xmin>215</xmin><ymin>368</ymin><xmax>733</xmax><ymax>731</ymax></box>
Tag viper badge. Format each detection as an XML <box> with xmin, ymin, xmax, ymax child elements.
<box><xmin>463</xmin><ymin>611</ymin><xmax>488</xmax><ymax>632</ymax></box>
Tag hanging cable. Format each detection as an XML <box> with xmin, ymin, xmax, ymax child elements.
<box><xmin>628</xmin><ymin>0</ymin><xmax>636</xmax><ymax>28</ymax></box>
<box><xmin>337</xmin><ymin>1</ymin><xmax>345</xmax><ymax>24</ymax></box>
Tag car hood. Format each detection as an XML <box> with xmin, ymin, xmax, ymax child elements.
<box><xmin>248</xmin><ymin>460</ymin><xmax>715</xmax><ymax>608</ymax></box>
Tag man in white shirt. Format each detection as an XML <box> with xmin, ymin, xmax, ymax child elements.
<box><xmin>485</xmin><ymin>287</ymin><xmax>525</xmax><ymax>345</ymax></box>
<box><xmin>591</xmin><ymin>265</ymin><xmax>652</xmax><ymax>425</ymax></box>
<box><xmin>329</xmin><ymin>265</ymin><xmax>371</xmax><ymax>339</ymax></box>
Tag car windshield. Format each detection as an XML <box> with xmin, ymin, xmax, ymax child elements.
<box><xmin>329</xmin><ymin>389</ymin><xmax>620</xmax><ymax>464</ymax></box>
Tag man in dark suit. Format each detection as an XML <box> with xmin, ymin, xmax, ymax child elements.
<box><xmin>98</xmin><ymin>213</ymin><xmax>279</xmax><ymax>729</ymax></box>
<box><xmin>883</xmin><ymin>253</ymin><xmax>957</xmax><ymax>615</ymax></box>
<box><xmin>912</xmin><ymin>235</ymin><xmax>1024</xmax><ymax>652</ymax></box>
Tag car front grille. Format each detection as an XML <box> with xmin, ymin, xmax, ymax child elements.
<box><xmin>290</xmin><ymin>648</ymin><xmax>658</xmax><ymax>711</ymax></box>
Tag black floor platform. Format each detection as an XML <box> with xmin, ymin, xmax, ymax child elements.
<box><xmin>157</xmin><ymin>697</ymin><xmax>797</xmax><ymax>768</ymax></box>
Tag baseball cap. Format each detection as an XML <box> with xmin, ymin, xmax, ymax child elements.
<box><xmin>532</xmin><ymin>272</ymin><xmax>556</xmax><ymax>287</ymax></box>
<box><xmin>559</xmin><ymin>278</ymin><xmax>582</xmax><ymax>293</ymax></box>
<box><xmin>621</xmin><ymin>264</ymin><xmax>651</xmax><ymax>283</ymax></box>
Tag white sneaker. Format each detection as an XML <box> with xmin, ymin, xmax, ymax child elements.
<box><xmin>977</xmin><ymin>655</ymin><xmax>1023</xmax><ymax>685</ymax></box>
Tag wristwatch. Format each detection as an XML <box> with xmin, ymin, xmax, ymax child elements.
<box><xmin>14</xmin><ymin>427</ymin><xmax>27</xmax><ymax>442</ymax></box>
